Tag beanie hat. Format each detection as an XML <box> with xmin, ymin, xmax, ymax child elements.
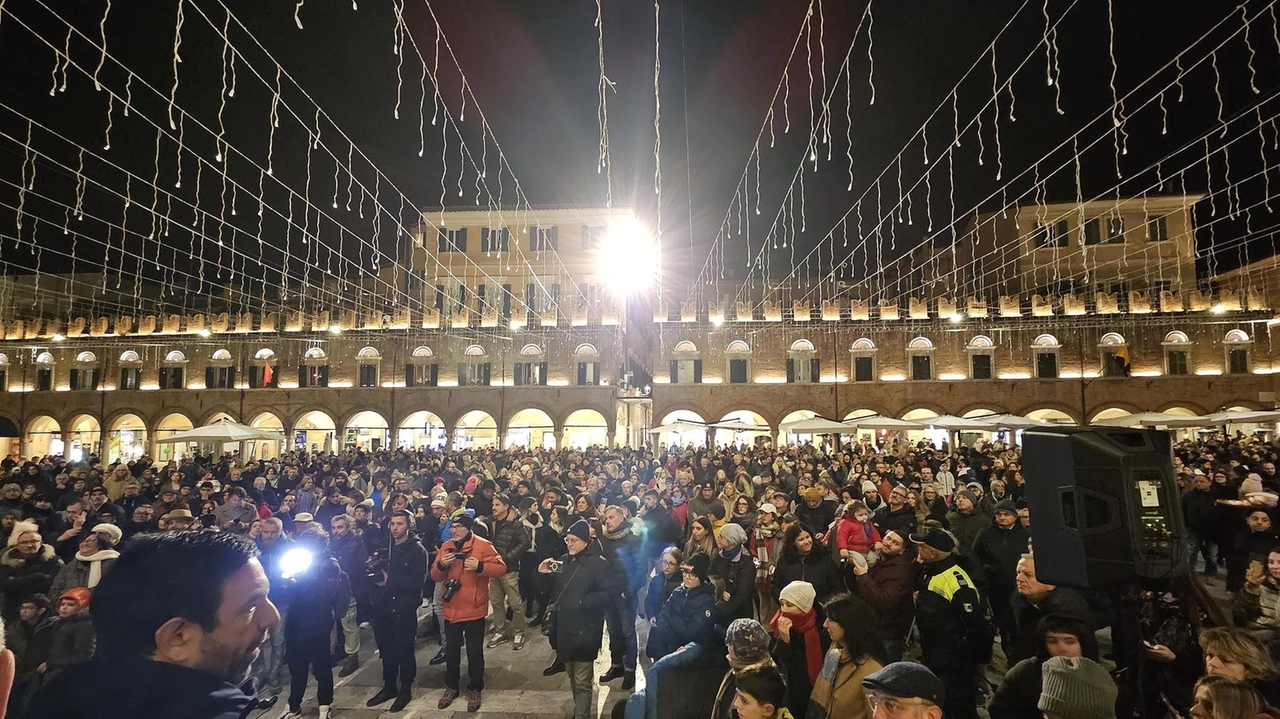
<box><xmin>861</xmin><ymin>480</ymin><xmax>878</xmax><ymax>494</ymax></box>
<box><xmin>1037</xmin><ymin>656</ymin><xmax>1118</xmax><ymax>719</ymax></box>
<box><xmin>994</xmin><ymin>499</ymin><xmax>1018</xmax><ymax>515</ymax></box>
<box><xmin>682</xmin><ymin>553</ymin><xmax>711</xmax><ymax>583</ymax></box>
<box><xmin>9</xmin><ymin>520</ymin><xmax>40</xmax><ymax>547</ymax></box>
<box><xmin>718</xmin><ymin>522</ymin><xmax>748</xmax><ymax>547</ymax></box>
<box><xmin>956</xmin><ymin>489</ymin><xmax>979</xmax><ymax>506</ymax></box>
<box><xmin>451</xmin><ymin>513</ymin><xmax>475</xmax><ymax>531</ymax></box>
<box><xmin>778</xmin><ymin>580</ymin><xmax>817</xmax><ymax>614</ymax></box>
<box><xmin>1242</xmin><ymin>474</ymin><xmax>1265</xmax><ymax>495</ymax></box>
<box><xmin>566</xmin><ymin>519</ymin><xmax>591</xmax><ymax>543</ymax></box>
<box><xmin>725</xmin><ymin>619</ymin><xmax>772</xmax><ymax>664</ymax></box>
<box><xmin>58</xmin><ymin>586</ymin><xmax>91</xmax><ymax>610</ymax></box>
<box><xmin>801</xmin><ymin>487</ymin><xmax>822</xmax><ymax>503</ymax></box>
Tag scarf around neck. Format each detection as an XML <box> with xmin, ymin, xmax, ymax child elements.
<box><xmin>770</xmin><ymin>607</ymin><xmax>823</xmax><ymax>685</ymax></box>
<box><xmin>76</xmin><ymin>548</ymin><xmax>120</xmax><ymax>588</ymax></box>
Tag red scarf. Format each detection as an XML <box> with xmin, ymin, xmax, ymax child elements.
<box><xmin>770</xmin><ymin>607</ymin><xmax>823</xmax><ymax>685</ymax></box>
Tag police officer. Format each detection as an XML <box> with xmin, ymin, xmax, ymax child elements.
<box><xmin>910</xmin><ymin>528</ymin><xmax>993</xmax><ymax>719</ymax></box>
<box><xmin>365</xmin><ymin>509</ymin><xmax>429</xmax><ymax>713</ymax></box>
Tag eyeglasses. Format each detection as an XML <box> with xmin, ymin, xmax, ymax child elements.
<box><xmin>865</xmin><ymin>693</ymin><xmax>933</xmax><ymax>713</ymax></box>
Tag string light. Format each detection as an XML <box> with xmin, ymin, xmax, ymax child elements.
<box><xmin>169</xmin><ymin>0</ymin><xmax>184</xmax><ymax>130</ymax></box>
<box><xmin>866</xmin><ymin>0</ymin><xmax>875</xmax><ymax>105</ymax></box>
<box><xmin>595</xmin><ymin>0</ymin><xmax>614</xmax><ymax>207</ymax></box>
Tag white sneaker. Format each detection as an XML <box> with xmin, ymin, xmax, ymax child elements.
<box><xmin>280</xmin><ymin>711</ymin><xmax>302</xmax><ymax>719</ymax></box>
<box><xmin>319</xmin><ymin>705</ymin><xmax>331</xmax><ymax>719</ymax></box>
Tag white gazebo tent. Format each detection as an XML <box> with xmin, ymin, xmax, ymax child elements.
<box><xmin>153</xmin><ymin>418</ymin><xmax>284</xmax><ymax>460</ymax></box>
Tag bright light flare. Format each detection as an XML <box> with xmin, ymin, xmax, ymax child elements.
<box><xmin>598</xmin><ymin>219</ymin><xmax>658</xmax><ymax>296</ymax></box>
<box><xmin>279</xmin><ymin>547</ymin><xmax>314</xmax><ymax>578</ymax></box>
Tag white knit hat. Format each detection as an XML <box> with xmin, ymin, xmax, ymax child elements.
<box><xmin>8</xmin><ymin>520</ymin><xmax>39</xmax><ymax>547</ymax></box>
<box><xmin>779</xmin><ymin>580</ymin><xmax>817</xmax><ymax>614</ymax></box>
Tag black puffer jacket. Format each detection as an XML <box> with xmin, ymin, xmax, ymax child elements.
<box><xmin>7</xmin><ymin>614</ymin><xmax>55</xmax><ymax>685</ymax></box>
<box><xmin>0</xmin><ymin>544</ymin><xmax>61</xmax><ymax>619</ymax></box>
<box><xmin>550</xmin><ymin>545</ymin><xmax>615</xmax><ymax>663</ymax></box>
<box><xmin>488</xmin><ymin>514</ymin><xmax>531</xmax><ymax>573</ymax></box>
<box><xmin>45</xmin><ymin>612</ymin><xmax>95</xmax><ymax>680</ymax></box>
<box><xmin>972</xmin><ymin>523</ymin><xmax>1030</xmax><ymax>604</ymax></box>
<box><xmin>771</xmin><ymin>549</ymin><xmax>843</xmax><ymax>604</ymax></box>
<box><xmin>646</xmin><ymin>582</ymin><xmax>719</xmax><ymax>659</ymax></box>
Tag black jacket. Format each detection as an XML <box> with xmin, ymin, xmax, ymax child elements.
<box><xmin>0</xmin><ymin>544</ymin><xmax>61</xmax><ymax>620</ymax></box>
<box><xmin>972</xmin><ymin>523</ymin><xmax>1031</xmax><ymax>605</ymax></box>
<box><xmin>795</xmin><ymin>501</ymin><xmax>837</xmax><ymax>537</ymax></box>
<box><xmin>1181</xmin><ymin>488</ymin><xmax>1220</xmax><ymax>534</ymax></box>
<box><xmin>1008</xmin><ymin>587</ymin><xmax>1093</xmax><ymax>664</ymax></box>
<box><xmin>281</xmin><ymin>556</ymin><xmax>350</xmax><ymax>642</ymax></box>
<box><xmin>328</xmin><ymin>530</ymin><xmax>369</xmax><ymax>595</ymax></box>
<box><xmin>45</xmin><ymin>612</ymin><xmax>95</xmax><ymax>679</ymax></box>
<box><xmin>550</xmin><ymin>546</ymin><xmax>615</xmax><ymax>663</ymax></box>
<box><xmin>876</xmin><ymin>505</ymin><xmax>918</xmax><ymax>539</ymax></box>
<box><xmin>370</xmin><ymin>535</ymin><xmax>429</xmax><ymax>619</ymax></box>
<box><xmin>647</xmin><ymin>582</ymin><xmax>719</xmax><ymax>659</ymax></box>
<box><xmin>29</xmin><ymin>657</ymin><xmax>268</xmax><ymax>719</ymax></box>
<box><xmin>709</xmin><ymin>548</ymin><xmax>757</xmax><ymax>624</ymax></box>
<box><xmin>771</xmin><ymin>550</ymin><xmax>843</xmax><ymax>605</ymax></box>
<box><xmin>7</xmin><ymin>614</ymin><xmax>55</xmax><ymax>685</ymax></box>
<box><xmin>488</xmin><ymin>514</ymin><xmax>531</xmax><ymax>572</ymax></box>
<box><xmin>988</xmin><ymin>657</ymin><xmax>1044</xmax><ymax>719</ymax></box>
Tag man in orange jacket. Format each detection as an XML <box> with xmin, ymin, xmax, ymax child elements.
<box><xmin>430</xmin><ymin>513</ymin><xmax>506</xmax><ymax>713</ymax></box>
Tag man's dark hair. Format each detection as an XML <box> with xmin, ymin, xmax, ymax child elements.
<box><xmin>734</xmin><ymin>665</ymin><xmax>788</xmax><ymax>713</ymax></box>
<box><xmin>92</xmin><ymin>531</ymin><xmax>258</xmax><ymax>660</ymax></box>
<box><xmin>227</xmin><ymin>486</ymin><xmax>247</xmax><ymax>499</ymax></box>
<box><xmin>1036</xmin><ymin>613</ymin><xmax>1100</xmax><ymax>661</ymax></box>
<box><xmin>492</xmin><ymin>492</ymin><xmax>513</xmax><ymax>510</ymax></box>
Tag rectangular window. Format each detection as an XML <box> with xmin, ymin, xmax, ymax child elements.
<box><xmin>787</xmin><ymin>358</ymin><xmax>819</xmax><ymax>383</ymax></box>
<box><xmin>576</xmin><ymin>361</ymin><xmax>600</xmax><ymax>386</ymax></box>
<box><xmin>911</xmin><ymin>355</ymin><xmax>932</xmax><ymax>381</ymax></box>
<box><xmin>854</xmin><ymin>356</ymin><xmax>874</xmax><ymax>382</ymax></box>
<box><xmin>70</xmin><ymin>368</ymin><xmax>101</xmax><ymax>391</ymax></box>
<box><xmin>514</xmin><ymin>362</ymin><xmax>548</xmax><ymax>386</ymax></box>
<box><xmin>1166</xmin><ymin>350</ymin><xmax>1189</xmax><ymax>376</ymax></box>
<box><xmin>1036</xmin><ymin>352</ymin><xmax>1059</xmax><ymax>379</ymax></box>
<box><xmin>1032</xmin><ymin>220</ymin><xmax>1069</xmax><ymax>249</ymax></box>
<box><xmin>1100</xmin><ymin>351</ymin><xmax>1124</xmax><ymax>377</ymax></box>
<box><xmin>437</xmin><ymin>228</ymin><xmax>467</xmax><ymax>252</ymax></box>
<box><xmin>36</xmin><ymin>368</ymin><xmax>52</xmax><ymax>391</ymax></box>
<box><xmin>971</xmin><ymin>354</ymin><xmax>993</xmax><ymax>380</ymax></box>
<box><xmin>0</xmin><ymin>369</ymin><xmax>7</xmax><ymax>391</ymax></box>
<box><xmin>358</xmin><ymin>364</ymin><xmax>378</xmax><ymax>387</ymax></box>
<box><xmin>157</xmin><ymin>366</ymin><xmax>183</xmax><ymax>389</ymax></box>
<box><xmin>581</xmin><ymin>225</ymin><xmax>607</xmax><ymax>251</ymax></box>
<box><xmin>530</xmin><ymin>226</ymin><xmax>559</xmax><ymax>252</ymax></box>
<box><xmin>1147</xmin><ymin>214</ymin><xmax>1169</xmax><ymax>242</ymax></box>
<box><xmin>207</xmin><ymin>365</ymin><xmax>236</xmax><ymax>389</ymax></box>
<box><xmin>501</xmin><ymin>284</ymin><xmax>512</xmax><ymax>319</ymax></box>
<box><xmin>1083</xmin><ymin>218</ymin><xmax>1102</xmax><ymax>246</ymax></box>
<box><xmin>249</xmin><ymin>365</ymin><xmax>278</xmax><ymax>389</ymax></box>
<box><xmin>120</xmin><ymin>367</ymin><xmax>141</xmax><ymax>390</ymax></box>
<box><xmin>459</xmin><ymin>362</ymin><xmax>491</xmax><ymax>386</ymax></box>
<box><xmin>434</xmin><ymin>285</ymin><xmax>445</xmax><ymax>311</ymax></box>
<box><xmin>300</xmin><ymin>365</ymin><xmax>328</xmax><ymax>388</ymax></box>
<box><xmin>1229</xmin><ymin>348</ymin><xmax>1250</xmax><ymax>375</ymax></box>
<box><xmin>728</xmin><ymin>358</ymin><xmax>748</xmax><ymax>384</ymax></box>
<box><xmin>405</xmin><ymin>363</ymin><xmax>438</xmax><ymax>387</ymax></box>
<box><xmin>1106</xmin><ymin>217</ymin><xmax>1125</xmax><ymax>243</ymax></box>
<box><xmin>480</xmin><ymin>227</ymin><xmax>511</xmax><ymax>253</ymax></box>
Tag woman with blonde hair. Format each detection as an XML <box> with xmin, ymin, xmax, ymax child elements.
<box><xmin>1190</xmin><ymin>675</ymin><xmax>1276</xmax><ymax>719</ymax></box>
<box><xmin>1200</xmin><ymin>626</ymin><xmax>1280</xmax><ymax>706</ymax></box>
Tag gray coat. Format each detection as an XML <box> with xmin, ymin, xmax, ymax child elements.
<box><xmin>49</xmin><ymin>553</ymin><xmax>118</xmax><ymax>600</ymax></box>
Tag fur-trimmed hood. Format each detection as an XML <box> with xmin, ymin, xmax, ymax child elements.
<box><xmin>1</xmin><ymin>543</ymin><xmax>56</xmax><ymax>568</ymax></box>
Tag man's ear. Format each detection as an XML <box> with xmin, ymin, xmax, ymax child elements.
<box><xmin>153</xmin><ymin>617</ymin><xmax>201</xmax><ymax>665</ymax></box>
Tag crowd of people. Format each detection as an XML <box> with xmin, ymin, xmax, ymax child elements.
<box><xmin>0</xmin><ymin>429</ymin><xmax>1274</xmax><ymax>719</ymax></box>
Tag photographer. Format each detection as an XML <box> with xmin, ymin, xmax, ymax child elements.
<box><xmin>279</xmin><ymin>526</ymin><xmax>350</xmax><ymax>719</ymax></box>
<box><xmin>364</xmin><ymin>509</ymin><xmax>428</xmax><ymax>713</ymax></box>
<box><xmin>430</xmin><ymin>513</ymin><xmax>506</xmax><ymax>713</ymax></box>
<box><xmin>538</xmin><ymin>519</ymin><xmax>614</xmax><ymax>719</ymax></box>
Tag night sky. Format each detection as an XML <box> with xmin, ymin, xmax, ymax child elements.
<box><xmin>0</xmin><ymin>0</ymin><xmax>1273</xmax><ymax>312</ymax></box>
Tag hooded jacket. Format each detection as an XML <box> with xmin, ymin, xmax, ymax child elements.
<box><xmin>429</xmin><ymin>531</ymin><xmax>506</xmax><ymax>622</ymax></box>
<box><xmin>646</xmin><ymin>581</ymin><xmax>718</xmax><ymax>659</ymax></box>
<box><xmin>28</xmin><ymin>657</ymin><xmax>269</xmax><ymax>719</ymax></box>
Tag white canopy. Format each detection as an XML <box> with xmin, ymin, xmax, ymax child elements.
<box><xmin>1092</xmin><ymin>412</ymin><xmax>1204</xmax><ymax>428</ymax></box>
<box><xmin>977</xmin><ymin>413</ymin><xmax>1058</xmax><ymax>429</ymax></box>
<box><xmin>154</xmin><ymin>419</ymin><xmax>283</xmax><ymax>444</ymax></box>
<box><xmin>1201</xmin><ymin>410</ymin><xmax>1280</xmax><ymax>425</ymax></box>
<box><xmin>840</xmin><ymin>416</ymin><xmax>925</xmax><ymax>431</ymax></box>
<box><xmin>647</xmin><ymin>421</ymin><xmax>708</xmax><ymax>435</ymax></box>
<box><xmin>709</xmin><ymin>421</ymin><xmax>769</xmax><ymax>432</ymax></box>
<box><xmin>780</xmin><ymin>417</ymin><xmax>856</xmax><ymax>434</ymax></box>
<box><xmin>926</xmin><ymin>415</ymin><xmax>998</xmax><ymax>431</ymax></box>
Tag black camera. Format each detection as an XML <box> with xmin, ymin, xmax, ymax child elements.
<box><xmin>441</xmin><ymin>578</ymin><xmax>463</xmax><ymax>602</ymax></box>
<box><xmin>366</xmin><ymin>557</ymin><xmax>389</xmax><ymax>582</ymax></box>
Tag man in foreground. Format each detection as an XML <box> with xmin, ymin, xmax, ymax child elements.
<box><xmin>27</xmin><ymin>531</ymin><xmax>281</xmax><ymax>718</ymax></box>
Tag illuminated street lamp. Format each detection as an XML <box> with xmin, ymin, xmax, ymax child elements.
<box><xmin>598</xmin><ymin>218</ymin><xmax>658</xmax><ymax>296</ymax></box>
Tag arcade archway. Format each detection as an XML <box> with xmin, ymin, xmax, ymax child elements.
<box><xmin>506</xmin><ymin>409</ymin><xmax>555</xmax><ymax>450</ymax></box>
<box><xmin>454</xmin><ymin>410</ymin><xmax>498</xmax><ymax>449</ymax></box>
<box><xmin>564</xmin><ymin>409</ymin><xmax>609</xmax><ymax>449</ymax></box>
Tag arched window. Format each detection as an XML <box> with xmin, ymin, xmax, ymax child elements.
<box><xmin>254</xmin><ymin>348</ymin><xmax>276</xmax><ymax>361</ymax></box>
<box><xmin>1226</xmin><ymin>329</ymin><xmax>1253</xmax><ymax>375</ymax></box>
<box><xmin>464</xmin><ymin>344</ymin><xmax>488</xmax><ymax>357</ymax></box>
<box><xmin>519</xmin><ymin>344</ymin><xmax>543</xmax><ymax>357</ymax></box>
<box><xmin>71</xmin><ymin>352</ymin><xmax>99</xmax><ymax>391</ymax></box>
<box><xmin>0</xmin><ymin>353</ymin><xmax>8</xmax><ymax>365</ymax></box>
<box><xmin>575</xmin><ymin>344</ymin><xmax>600</xmax><ymax>386</ymax></box>
<box><xmin>1100</xmin><ymin>332</ymin><xmax>1127</xmax><ymax>346</ymax></box>
<box><xmin>907</xmin><ymin>338</ymin><xmax>934</xmax><ymax>380</ymax></box>
<box><xmin>356</xmin><ymin>346</ymin><xmax>381</xmax><ymax>359</ymax></box>
<box><xmin>850</xmin><ymin>338</ymin><xmax>877</xmax><ymax>382</ymax></box>
<box><xmin>1163</xmin><ymin>331</ymin><xmax>1190</xmax><ymax>345</ymax></box>
<box><xmin>412</xmin><ymin>346</ymin><xmax>434</xmax><ymax>358</ymax></box>
<box><xmin>300</xmin><ymin>348</ymin><xmax>329</xmax><ymax>388</ymax></box>
<box><xmin>0</xmin><ymin>353</ymin><xmax>7</xmax><ymax>392</ymax></box>
<box><xmin>673</xmin><ymin>340</ymin><xmax>698</xmax><ymax>353</ymax></box>
<box><xmin>356</xmin><ymin>348</ymin><xmax>380</xmax><ymax>387</ymax></box>
<box><xmin>212</xmin><ymin>349</ymin><xmax>233</xmax><ymax>362</ymax></box>
<box><xmin>967</xmin><ymin>336</ymin><xmax>995</xmax><ymax>379</ymax></box>
<box><xmin>406</xmin><ymin>347</ymin><xmax>437</xmax><ymax>388</ymax></box>
<box><xmin>164</xmin><ymin>351</ymin><xmax>187</xmax><ymax>363</ymax></box>
<box><xmin>574</xmin><ymin>344</ymin><xmax>598</xmax><ymax>357</ymax></box>
<box><xmin>461</xmin><ymin>346</ymin><xmax>491</xmax><ymax>387</ymax></box>
<box><xmin>907</xmin><ymin>337</ymin><xmax>934</xmax><ymax>351</ymax></box>
<box><xmin>789</xmin><ymin>339</ymin><xmax>815</xmax><ymax>353</ymax></box>
<box><xmin>119</xmin><ymin>350</ymin><xmax>141</xmax><ymax>363</ymax></box>
<box><xmin>35</xmin><ymin>352</ymin><xmax>54</xmax><ymax>365</ymax></box>
<box><xmin>1163</xmin><ymin>332</ymin><xmax>1191</xmax><ymax>375</ymax></box>
<box><xmin>1033</xmin><ymin>334</ymin><xmax>1061</xmax><ymax>379</ymax></box>
<box><xmin>726</xmin><ymin>340</ymin><xmax>751</xmax><ymax>354</ymax></box>
<box><xmin>75</xmin><ymin>351</ymin><xmax>97</xmax><ymax>364</ymax></box>
<box><xmin>304</xmin><ymin>347</ymin><xmax>327</xmax><ymax>360</ymax></box>
<box><xmin>725</xmin><ymin>341</ymin><xmax>751</xmax><ymax>384</ymax></box>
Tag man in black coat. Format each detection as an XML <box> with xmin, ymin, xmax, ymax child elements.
<box><xmin>1181</xmin><ymin>472</ymin><xmax>1221</xmax><ymax>576</ymax></box>
<box><xmin>279</xmin><ymin>528</ymin><xmax>351</xmax><ymax>718</ymax></box>
<box><xmin>366</xmin><ymin>509</ymin><xmax>430</xmax><ymax>712</ymax></box>
<box><xmin>328</xmin><ymin>514</ymin><xmax>369</xmax><ymax>677</ymax></box>
<box><xmin>972</xmin><ymin>500</ymin><xmax>1031</xmax><ymax>657</ymax></box>
<box><xmin>1007</xmin><ymin>554</ymin><xmax>1092</xmax><ymax>664</ymax></box>
<box><xmin>876</xmin><ymin>485</ymin><xmax>919</xmax><ymax>539</ymax></box>
<box><xmin>852</xmin><ymin>530</ymin><xmax>915</xmax><ymax>662</ymax></box>
<box><xmin>539</xmin><ymin>520</ymin><xmax>614</xmax><ymax>719</ymax></box>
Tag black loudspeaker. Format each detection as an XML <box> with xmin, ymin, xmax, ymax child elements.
<box><xmin>1022</xmin><ymin>427</ymin><xmax>1188</xmax><ymax>589</ymax></box>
